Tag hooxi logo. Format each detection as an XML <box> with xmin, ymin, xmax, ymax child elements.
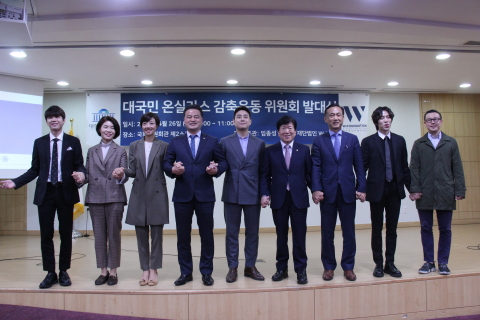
<box><xmin>343</xmin><ymin>106</ymin><xmax>366</xmax><ymax>122</ymax></box>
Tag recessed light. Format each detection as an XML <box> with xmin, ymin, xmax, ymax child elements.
<box><xmin>388</xmin><ymin>81</ymin><xmax>399</xmax><ymax>86</ymax></box>
<box><xmin>120</xmin><ymin>49</ymin><xmax>135</xmax><ymax>57</ymax></box>
<box><xmin>338</xmin><ymin>50</ymin><xmax>352</xmax><ymax>57</ymax></box>
<box><xmin>310</xmin><ymin>80</ymin><xmax>321</xmax><ymax>85</ymax></box>
<box><xmin>141</xmin><ymin>80</ymin><xmax>153</xmax><ymax>85</ymax></box>
<box><xmin>231</xmin><ymin>48</ymin><xmax>245</xmax><ymax>55</ymax></box>
<box><xmin>459</xmin><ymin>83</ymin><xmax>471</xmax><ymax>88</ymax></box>
<box><xmin>227</xmin><ymin>79</ymin><xmax>238</xmax><ymax>85</ymax></box>
<box><xmin>436</xmin><ymin>53</ymin><xmax>450</xmax><ymax>60</ymax></box>
<box><xmin>10</xmin><ymin>50</ymin><xmax>27</xmax><ymax>58</ymax></box>
<box><xmin>57</xmin><ymin>81</ymin><xmax>69</xmax><ymax>86</ymax></box>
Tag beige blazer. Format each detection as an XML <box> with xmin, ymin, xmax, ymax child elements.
<box><xmin>125</xmin><ymin>137</ymin><xmax>169</xmax><ymax>226</ymax></box>
<box><xmin>83</xmin><ymin>141</ymin><xmax>128</xmax><ymax>205</ymax></box>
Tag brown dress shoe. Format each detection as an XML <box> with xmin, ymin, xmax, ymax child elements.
<box><xmin>244</xmin><ymin>267</ymin><xmax>265</xmax><ymax>281</ymax></box>
<box><xmin>322</xmin><ymin>270</ymin><xmax>334</xmax><ymax>281</ymax></box>
<box><xmin>226</xmin><ymin>268</ymin><xmax>238</xmax><ymax>283</ymax></box>
<box><xmin>344</xmin><ymin>270</ymin><xmax>357</xmax><ymax>281</ymax></box>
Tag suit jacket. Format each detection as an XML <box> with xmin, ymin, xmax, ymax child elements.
<box><xmin>124</xmin><ymin>137</ymin><xmax>169</xmax><ymax>226</ymax></box>
<box><xmin>260</xmin><ymin>141</ymin><xmax>312</xmax><ymax>210</ymax></box>
<box><xmin>311</xmin><ymin>131</ymin><xmax>366</xmax><ymax>204</ymax></box>
<box><xmin>163</xmin><ymin>132</ymin><xmax>227</xmax><ymax>203</ymax></box>
<box><xmin>82</xmin><ymin>141</ymin><xmax>128</xmax><ymax>205</ymax></box>
<box><xmin>220</xmin><ymin>133</ymin><xmax>265</xmax><ymax>205</ymax></box>
<box><xmin>361</xmin><ymin>132</ymin><xmax>411</xmax><ymax>202</ymax></box>
<box><xmin>13</xmin><ymin>133</ymin><xmax>85</xmax><ymax>205</ymax></box>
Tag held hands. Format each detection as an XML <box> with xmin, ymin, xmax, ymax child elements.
<box><xmin>71</xmin><ymin>171</ymin><xmax>85</xmax><ymax>184</ymax></box>
<box><xmin>261</xmin><ymin>195</ymin><xmax>270</xmax><ymax>208</ymax></box>
<box><xmin>172</xmin><ymin>161</ymin><xmax>185</xmax><ymax>175</ymax></box>
<box><xmin>455</xmin><ymin>196</ymin><xmax>465</xmax><ymax>200</ymax></box>
<box><xmin>312</xmin><ymin>191</ymin><xmax>324</xmax><ymax>204</ymax></box>
<box><xmin>0</xmin><ymin>180</ymin><xmax>16</xmax><ymax>189</ymax></box>
<box><xmin>409</xmin><ymin>193</ymin><xmax>422</xmax><ymax>201</ymax></box>
<box><xmin>356</xmin><ymin>191</ymin><xmax>366</xmax><ymax>202</ymax></box>
<box><xmin>206</xmin><ymin>161</ymin><xmax>218</xmax><ymax>175</ymax></box>
<box><xmin>112</xmin><ymin>167</ymin><xmax>125</xmax><ymax>180</ymax></box>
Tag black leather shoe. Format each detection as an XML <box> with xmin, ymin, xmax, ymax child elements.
<box><xmin>95</xmin><ymin>272</ymin><xmax>109</xmax><ymax>285</ymax></box>
<box><xmin>226</xmin><ymin>268</ymin><xmax>238</xmax><ymax>283</ymax></box>
<box><xmin>272</xmin><ymin>268</ymin><xmax>288</xmax><ymax>281</ymax></box>
<box><xmin>384</xmin><ymin>262</ymin><xmax>402</xmax><ymax>278</ymax></box>
<box><xmin>202</xmin><ymin>274</ymin><xmax>214</xmax><ymax>286</ymax></box>
<box><xmin>59</xmin><ymin>271</ymin><xmax>72</xmax><ymax>287</ymax></box>
<box><xmin>373</xmin><ymin>264</ymin><xmax>384</xmax><ymax>278</ymax></box>
<box><xmin>39</xmin><ymin>272</ymin><xmax>58</xmax><ymax>289</ymax></box>
<box><xmin>107</xmin><ymin>274</ymin><xmax>118</xmax><ymax>286</ymax></box>
<box><xmin>296</xmin><ymin>268</ymin><xmax>308</xmax><ymax>285</ymax></box>
<box><xmin>174</xmin><ymin>274</ymin><xmax>193</xmax><ymax>286</ymax></box>
<box><xmin>244</xmin><ymin>266</ymin><xmax>265</xmax><ymax>281</ymax></box>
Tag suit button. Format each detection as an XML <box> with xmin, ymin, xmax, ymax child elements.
<box><xmin>95</xmin><ymin>178</ymin><xmax>98</xmax><ymax>181</ymax></box>
<box><xmin>108</xmin><ymin>177</ymin><xmax>111</xmax><ymax>180</ymax></box>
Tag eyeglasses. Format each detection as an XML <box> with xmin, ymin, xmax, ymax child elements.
<box><xmin>425</xmin><ymin>118</ymin><xmax>442</xmax><ymax>123</ymax></box>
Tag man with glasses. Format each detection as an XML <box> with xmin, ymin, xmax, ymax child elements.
<box><xmin>409</xmin><ymin>109</ymin><xmax>466</xmax><ymax>275</ymax></box>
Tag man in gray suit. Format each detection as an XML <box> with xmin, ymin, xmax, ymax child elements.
<box><xmin>220</xmin><ymin>106</ymin><xmax>266</xmax><ymax>283</ymax></box>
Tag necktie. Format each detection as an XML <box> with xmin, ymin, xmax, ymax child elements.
<box><xmin>51</xmin><ymin>138</ymin><xmax>59</xmax><ymax>184</ymax></box>
<box><xmin>333</xmin><ymin>133</ymin><xmax>340</xmax><ymax>159</ymax></box>
<box><xmin>385</xmin><ymin>136</ymin><xmax>393</xmax><ymax>182</ymax></box>
<box><xmin>190</xmin><ymin>134</ymin><xmax>197</xmax><ymax>158</ymax></box>
<box><xmin>284</xmin><ymin>144</ymin><xmax>291</xmax><ymax>190</ymax></box>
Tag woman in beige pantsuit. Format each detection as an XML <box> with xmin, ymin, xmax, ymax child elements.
<box><xmin>124</xmin><ymin>112</ymin><xmax>169</xmax><ymax>286</ymax></box>
<box><xmin>79</xmin><ymin>116</ymin><xmax>128</xmax><ymax>286</ymax></box>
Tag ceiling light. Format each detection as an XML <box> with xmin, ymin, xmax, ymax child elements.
<box><xmin>120</xmin><ymin>49</ymin><xmax>135</xmax><ymax>57</ymax></box>
<box><xmin>459</xmin><ymin>83</ymin><xmax>471</xmax><ymax>88</ymax></box>
<box><xmin>57</xmin><ymin>81</ymin><xmax>69</xmax><ymax>86</ymax></box>
<box><xmin>227</xmin><ymin>80</ymin><xmax>238</xmax><ymax>85</ymax></box>
<box><xmin>141</xmin><ymin>80</ymin><xmax>153</xmax><ymax>85</ymax></box>
<box><xmin>10</xmin><ymin>50</ymin><xmax>27</xmax><ymax>58</ymax></box>
<box><xmin>388</xmin><ymin>81</ymin><xmax>399</xmax><ymax>86</ymax></box>
<box><xmin>338</xmin><ymin>50</ymin><xmax>352</xmax><ymax>57</ymax></box>
<box><xmin>310</xmin><ymin>80</ymin><xmax>321</xmax><ymax>85</ymax></box>
<box><xmin>436</xmin><ymin>53</ymin><xmax>450</xmax><ymax>60</ymax></box>
<box><xmin>231</xmin><ymin>48</ymin><xmax>245</xmax><ymax>55</ymax></box>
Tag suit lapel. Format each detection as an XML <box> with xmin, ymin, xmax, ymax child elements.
<box><xmin>181</xmin><ymin>134</ymin><xmax>193</xmax><ymax>159</ymax></box>
<box><xmin>103</xmin><ymin>142</ymin><xmax>117</xmax><ymax>166</ymax></box>
<box><xmin>274</xmin><ymin>142</ymin><xmax>288</xmax><ymax>172</ymax></box>
<box><xmin>244</xmin><ymin>136</ymin><xmax>256</xmax><ymax>164</ymax></box>
<box><xmin>229</xmin><ymin>134</ymin><xmax>246</xmax><ymax>164</ymax></box>
<box><xmin>94</xmin><ymin>144</ymin><xmax>106</xmax><ymax>170</ymax></box>
<box><xmin>374</xmin><ymin>134</ymin><xmax>386</xmax><ymax>164</ymax></box>
<box><xmin>138</xmin><ymin>139</ymin><xmax>147</xmax><ymax>177</ymax></box>
<box><xmin>146</xmin><ymin>139</ymin><xmax>160</xmax><ymax>178</ymax></box>
<box><xmin>323</xmin><ymin>133</ymin><xmax>337</xmax><ymax>161</ymax></box>
<box><xmin>195</xmin><ymin>133</ymin><xmax>207</xmax><ymax>161</ymax></box>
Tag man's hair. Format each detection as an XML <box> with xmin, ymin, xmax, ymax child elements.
<box><xmin>233</xmin><ymin>106</ymin><xmax>251</xmax><ymax>118</ymax></box>
<box><xmin>276</xmin><ymin>115</ymin><xmax>297</xmax><ymax>131</ymax></box>
<box><xmin>371</xmin><ymin>106</ymin><xmax>395</xmax><ymax>130</ymax></box>
<box><xmin>183</xmin><ymin>104</ymin><xmax>203</xmax><ymax>117</ymax></box>
<box><xmin>424</xmin><ymin>109</ymin><xmax>442</xmax><ymax>121</ymax></box>
<box><xmin>140</xmin><ymin>112</ymin><xmax>160</xmax><ymax>126</ymax></box>
<box><xmin>44</xmin><ymin>105</ymin><xmax>66</xmax><ymax>120</ymax></box>
<box><xmin>324</xmin><ymin>103</ymin><xmax>344</xmax><ymax>116</ymax></box>
<box><xmin>96</xmin><ymin>116</ymin><xmax>121</xmax><ymax>139</ymax></box>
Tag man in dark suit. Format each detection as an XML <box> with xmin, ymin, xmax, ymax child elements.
<box><xmin>0</xmin><ymin>105</ymin><xmax>85</xmax><ymax>289</ymax></box>
<box><xmin>220</xmin><ymin>106</ymin><xmax>266</xmax><ymax>283</ymax></box>
<box><xmin>163</xmin><ymin>104</ymin><xmax>227</xmax><ymax>286</ymax></box>
<box><xmin>361</xmin><ymin>107</ymin><xmax>411</xmax><ymax>278</ymax></box>
<box><xmin>311</xmin><ymin>103</ymin><xmax>366</xmax><ymax>282</ymax></box>
<box><xmin>260</xmin><ymin>115</ymin><xmax>312</xmax><ymax>285</ymax></box>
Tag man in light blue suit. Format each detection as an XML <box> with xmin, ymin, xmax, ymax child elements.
<box><xmin>220</xmin><ymin>106</ymin><xmax>266</xmax><ymax>283</ymax></box>
<box><xmin>311</xmin><ymin>103</ymin><xmax>366</xmax><ymax>282</ymax></box>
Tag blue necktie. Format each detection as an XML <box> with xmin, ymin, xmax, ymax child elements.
<box><xmin>190</xmin><ymin>134</ymin><xmax>197</xmax><ymax>158</ymax></box>
<box><xmin>333</xmin><ymin>133</ymin><xmax>340</xmax><ymax>159</ymax></box>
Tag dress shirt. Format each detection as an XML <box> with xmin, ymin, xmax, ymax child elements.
<box><xmin>329</xmin><ymin>129</ymin><xmax>343</xmax><ymax>147</ymax></box>
<box><xmin>237</xmin><ymin>133</ymin><xmax>249</xmax><ymax>157</ymax></box>
<box><xmin>48</xmin><ymin>131</ymin><xmax>64</xmax><ymax>182</ymax></box>
<box><xmin>377</xmin><ymin>131</ymin><xmax>391</xmax><ymax>140</ymax></box>
<box><xmin>101</xmin><ymin>141</ymin><xmax>112</xmax><ymax>160</ymax></box>
<box><xmin>188</xmin><ymin>130</ymin><xmax>201</xmax><ymax>156</ymax></box>
<box><xmin>280</xmin><ymin>140</ymin><xmax>294</xmax><ymax>157</ymax></box>
<box><xmin>428</xmin><ymin>131</ymin><xmax>442</xmax><ymax>149</ymax></box>
<box><xmin>144</xmin><ymin>141</ymin><xmax>153</xmax><ymax>176</ymax></box>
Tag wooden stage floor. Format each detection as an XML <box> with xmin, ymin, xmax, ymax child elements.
<box><xmin>0</xmin><ymin>224</ymin><xmax>479</xmax><ymax>320</ymax></box>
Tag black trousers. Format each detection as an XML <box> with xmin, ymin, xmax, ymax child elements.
<box><xmin>370</xmin><ymin>180</ymin><xmax>401</xmax><ymax>265</ymax></box>
<box><xmin>37</xmin><ymin>183</ymin><xmax>74</xmax><ymax>272</ymax></box>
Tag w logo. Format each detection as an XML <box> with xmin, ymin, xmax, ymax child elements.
<box><xmin>344</xmin><ymin>106</ymin><xmax>366</xmax><ymax>122</ymax></box>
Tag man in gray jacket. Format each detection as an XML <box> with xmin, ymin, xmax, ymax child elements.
<box><xmin>409</xmin><ymin>109</ymin><xmax>466</xmax><ymax>275</ymax></box>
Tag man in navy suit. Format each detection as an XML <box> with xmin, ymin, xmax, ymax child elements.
<box><xmin>220</xmin><ymin>106</ymin><xmax>266</xmax><ymax>283</ymax></box>
<box><xmin>1</xmin><ymin>105</ymin><xmax>85</xmax><ymax>289</ymax></box>
<box><xmin>311</xmin><ymin>103</ymin><xmax>366</xmax><ymax>281</ymax></box>
<box><xmin>164</xmin><ymin>104</ymin><xmax>227</xmax><ymax>286</ymax></box>
<box><xmin>260</xmin><ymin>115</ymin><xmax>312</xmax><ymax>285</ymax></box>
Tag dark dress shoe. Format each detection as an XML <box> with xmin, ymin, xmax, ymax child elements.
<box><xmin>226</xmin><ymin>268</ymin><xmax>238</xmax><ymax>283</ymax></box>
<box><xmin>322</xmin><ymin>270</ymin><xmax>334</xmax><ymax>281</ymax></box>
<box><xmin>384</xmin><ymin>262</ymin><xmax>402</xmax><ymax>278</ymax></box>
<box><xmin>95</xmin><ymin>272</ymin><xmax>109</xmax><ymax>285</ymax></box>
<box><xmin>344</xmin><ymin>270</ymin><xmax>357</xmax><ymax>281</ymax></box>
<box><xmin>202</xmin><ymin>274</ymin><xmax>214</xmax><ymax>286</ymax></box>
<box><xmin>373</xmin><ymin>265</ymin><xmax>384</xmax><ymax>278</ymax></box>
<box><xmin>174</xmin><ymin>274</ymin><xmax>193</xmax><ymax>286</ymax></box>
<box><xmin>244</xmin><ymin>267</ymin><xmax>265</xmax><ymax>281</ymax></box>
<box><xmin>59</xmin><ymin>271</ymin><xmax>72</xmax><ymax>286</ymax></box>
<box><xmin>271</xmin><ymin>268</ymin><xmax>288</xmax><ymax>281</ymax></box>
<box><xmin>39</xmin><ymin>272</ymin><xmax>58</xmax><ymax>289</ymax></box>
<box><xmin>296</xmin><ymin>268</ymin><xmax>308</xmax><ymax>285</ymax></box>
<box><xmin>107</xmin><ymin>274</ymin><xmax>118</xmax><ymax>286</ymax></box>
